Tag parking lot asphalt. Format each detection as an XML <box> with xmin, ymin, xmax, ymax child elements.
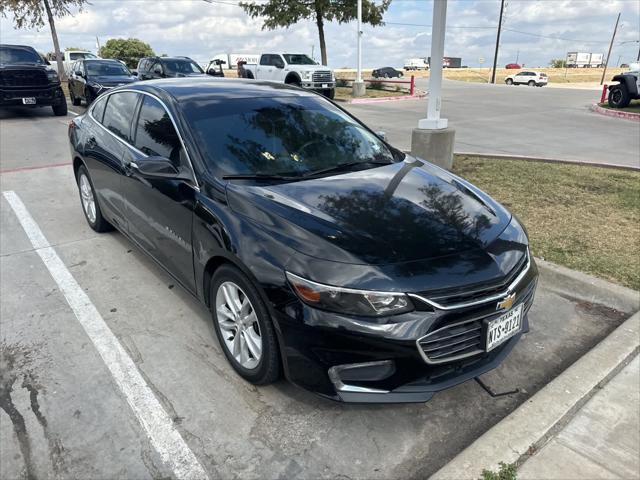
<box><xmin>0</xmin><ymin>109</ymin><xmax>636</xmax><ymax>479</ymax></box>
<box><xmin>345</xmin><ymin>79</ymin><xmax>640</xmax><ymax>168</ymax></box>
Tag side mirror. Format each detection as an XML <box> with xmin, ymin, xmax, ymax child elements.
<box><xmin>131</xmin><ymin>156</ymin><xmax>192</xmax><ymax>181</ymax></box>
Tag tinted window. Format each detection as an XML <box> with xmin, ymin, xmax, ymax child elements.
<box><xmin>102</xmin><ymin>92</ymin><xmax>139</xmax><ymax>142</ymax></box>
<box><xmin>259</xmin><ymin>55</ymin><xmax>271</xmax><ymax>66</ymax></box>
<box><xmin>183</xmin><ymin>96</ymin><xmax>396</xmax><ymax>177</ymax></box>
<box><xmin>69</xmin><ymin>52</ymin><xmax>97</xmax><ymax>61</ymax></box>
<box><xmin>161</xmin><ymin>59</ymin><xmax>203</xmax><ymax>74</ymax></box>
<box><xmin>0</xmin><ymin>46</ymin><xmax>43</xmax><ymax>64</ymax></box>
<box><xmin>86</xmin><ymin>61</ymin><xmax>129</xmax><ymax>76</ymax></box>
<box><xmin>91</xmin><ymin>96</ymin><xmax>108</xmax><ymax>123</ymax></box>
<box><xmin>134</xmin><ymin>96</ymin><xmax>183</xmax><ymax>164</ymax></box>
<box><xmin>282</xmin><ymin>54</ymin><xmax>316</xmax><ymax>65</ymax></box>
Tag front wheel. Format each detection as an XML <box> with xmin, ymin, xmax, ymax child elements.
<box><xmin>52</xmin><ymin>100</ymin><xmax>67</xmax><ymax>116</ymax></box>
<box><xmin>608</xmin><ymin>85</ymin><xmax>631</xmax><ymax>108</ymax></box>
<box><xmin>210</xmin><ymin>264</ymin><xmax>280</xmax><ymax>385</ymax></box>
<box><xmin>505</xmin><ymin>78</ymin><xmax>513</xmax><ymax>85</ymax></box>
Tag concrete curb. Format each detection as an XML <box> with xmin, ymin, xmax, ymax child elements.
<box><xmin>454</xmin><ymin>152</ymin><xmax>640</xmax><ymax>171</ymax></box>
<box><xmin>431</xmin><ymin>291</ymin><xmax>640</xmax><ymax>479</ymax></box>
<box><xmin>590</xmin><ymin>103</ymin><xmax>640</xmax><ymax>121</ymax></box>
<box><xmin>335</xmin><ymin>93</ymin><xmax>426</xmax><ymax>104</ymax></box>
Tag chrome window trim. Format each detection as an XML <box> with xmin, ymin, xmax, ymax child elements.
<box><xmin>408</xmin><ymin>249</ymin><xmax>531</xmax><ymax>311</ymax></box>
<box><xmin>87</xmin><ymin>88</ymin><xmax>200</xmax><ymax>191</ymax></box>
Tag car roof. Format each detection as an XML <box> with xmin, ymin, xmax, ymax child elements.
<box><xmin>0</xmin><ymin>44</ymin><xmax>38</xmax><ymax>51</ymax></box>
<box><xmin>125</xmin><ymin>77</ymin><xmax>316</xmax><ymax>102</ymax></box>
<box><xmin>83</xmin><ymin>59</ymin><xmax>122</xmax><ymax>63</ymax></box>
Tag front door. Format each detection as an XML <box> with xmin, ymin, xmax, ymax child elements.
<box><xmin>121</xmin><ymin>94</ymin><xmax>197</xmax><ymax>292</ymax></box>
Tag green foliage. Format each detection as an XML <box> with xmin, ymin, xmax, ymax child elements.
<box><xmin>98</xmin><ymin>38</ymin><xmax>155</xmax><ymax>68</ymax></box>
<box><xmin>480</xmin><ymin>462</ymin><xmax>517</xmax><ymax>480</ymax></box>
<box><xmin>239</xmin><ymin>0</ymin><xmax>391</xmax><ymax>65</ymax></box>
<box><xmin>549</xmin><ymin>58</ymin><xmax>567</xmax><ymax>68</ymax></box>
<box><xmin>0</xmin><ymin>0</ymin><xmax>87</xmax><ymax>29</ymax></box>
<box><xmin>65</xmin><ymin>46</ymin><xmax>84</xmax><ymax>51</ymax></box>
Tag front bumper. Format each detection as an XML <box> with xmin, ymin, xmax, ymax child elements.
<box><xmin>0</xmin><ymin>85</ymin><xmax>65</xmax><ymax>107</ymax></box>
<box><xmin>301</xmin><ymin>81</ymin><xmax>335</xmax><ymax>90</ymax></box>
<box><xmin>273</xmin><ymin>260</ymin><xmax>538</xmax><ymax>404</ymax></box>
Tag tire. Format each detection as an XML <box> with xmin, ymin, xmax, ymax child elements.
<box><xmin>70</xmin><ymin>86</ymin><xmax>81</xmax><ymax>106</ymax></box>
<box><xmin>528</xmin><ymin>80</ymin><xmax>536</xmax><ymax>87</ymax></box>
<box><xmin>505</xmin><ymin>78</ymin><xmax>513</xmax><ymax>85</ymax></box>
<box><xmin>608</xmin><ymin>85</ymin><xmax>631</xmax><ymax>109</ymax></box>
<box><xmin>286</xmin><ymin>77</ymin><xmax>301</xmax><ymax>88</ymax></box>
<box><xmin>210</xmin><ymin>264</ymin><xmax>280</xmax><ymax>385</ymax></box>
<box><xmin>85</xmin><ymin>89</ymin><xmax>97</xmax><ymax>106</ymax></box>
<box><xmin>383</xmin><ymin>73</ymin><xmax>389</xmax><ymax>78</ymax></box>
<box><xmin>52</xmin><ymin>100</ymin><xmax>67</xmax><ymax>116</ymax></box>
<box><xmin>324</xmin><ymin>88</ymin><xmax>335</xmax><ymax>100</ymax></box>
<box><xmin>76</xmin><ymin>165</ymin><xmax>113</xmax><ymax>232</ymax></box>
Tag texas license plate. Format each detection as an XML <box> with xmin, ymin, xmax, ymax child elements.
<box><xmin>486</xmin><ymin>304</ymin><xmax>522</xmax><ymax>351</ymax></box>
<box><xmin>322</xmin><ymin>83</ymin><xmax>328</xmax><ymax>88</ymax></box>
<box><xmin>22</xmin><ymin>97</ymin><xmax>36</xmax><ymax>105</ymax></box>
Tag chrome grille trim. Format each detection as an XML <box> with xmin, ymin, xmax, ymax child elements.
<box><xmin>416</xmin><ymin>316</ymin><xmax>485</xmax><ymax>364</ymax></box>
<box><xmin>312</xmin><ymin>70</ymin><xmax>332</xmax><ymax>82</ymax></box>
<box><xmin>408</xmin><ymin>250</ymin><xmax>531</xmax><ymax>311</ymax></box>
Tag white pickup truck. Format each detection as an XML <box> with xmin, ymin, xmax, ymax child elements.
<box><xmin>242</xmin><ymin>53</ymin><xmax>335</xmax><ymax>99</ymax></box>
<box><xmin>46</xmin><ymin>50</ymin><xmax>99</xmax><ymax>76</ymax></box>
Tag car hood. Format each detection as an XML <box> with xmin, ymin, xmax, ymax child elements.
<box><xmin>226</xmin><ymin>158</ymin><xmax>513</xmax><ymax>265</ymax></box>
<box><xmin>289</xmin><ymin>65</ymin><xmax>329</xmax><ymax>73</ymax></box>
<box><xmin>91</xmin><ymin>75</ymin><xmax>137</xmax><ymax>85</ymax></box>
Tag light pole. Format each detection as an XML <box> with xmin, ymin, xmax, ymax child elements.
<box><xmin>352</xmin><ymin>0</ymin><xmax>365</xmax><ymax>96</ymax></box>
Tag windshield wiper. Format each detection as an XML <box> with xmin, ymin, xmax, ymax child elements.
<box><xmin>301</xmin><ymin>160</ymin><xmax>392</xmax><ymax>178</ymax></box>
<box><xmin>222</xmin><ymin>174</ymin><xmax>301</xmax><ymax>181</ymax></box>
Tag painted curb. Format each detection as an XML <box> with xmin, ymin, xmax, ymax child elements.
<box><xmin>454</xmin><ymin>152</ymin><xmax>640</xmax><ymax>171</ymax></box>
<box><xmin>590</xmin><ymin>103</ymin><xmax>640</xmax><ymax>121</ymax></box>
<box><xmin>335</xmin><ymin>93</ymin><xmax>426</xmax><ymax>104</ymax></box>
<box><xmin>430</xmin><ymin>260</ymin><xmax>640</xmax><ymax>480</ymax></box>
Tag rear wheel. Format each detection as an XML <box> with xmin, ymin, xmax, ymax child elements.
<box><xmin>608</xmin><ymin>85</ymin><xmax>631</xmax><ymax>108</ymax></box>
<box><xmin>76</xmin><ymin>165</ymin><xmax>113</xmax><ymax>232</ymax></box>
<box><xmin>210</xmin><ymin>264</ymin><xmax>280</xmax><ymax>385</ymax></box>
<box><xmin>70</xmin><ymin>85</ymin><xmax>81</xmax><ymax>106</ymax></box>
<box><xmin>528</xmin><ymin>80</ymin><xmax>536</xmax><ymax>87</ymax></box>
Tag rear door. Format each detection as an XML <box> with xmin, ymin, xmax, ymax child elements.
<box><xmin>120</xmin><ymin>94</ymin><xmax>197</xmax><ymax>291</ymax></box>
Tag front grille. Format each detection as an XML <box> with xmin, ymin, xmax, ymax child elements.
<box><xmin>419</xmin><ymin>253</ymin><xmax>529</xmax><ymax>308</ymax></box>
<box><xmin>418</xmin><ymin>318</ymin><xmax>483</xmax><ymax>364</ymax></box>
<box><xmin>0</xmin><ymin>70</ymin><xmax>49</xmax><ymax>87</ymax></box>
<box><xmin>312</xmin><ymin>70</ymin><xmax>332</xmax><ymax>83</ymax></box>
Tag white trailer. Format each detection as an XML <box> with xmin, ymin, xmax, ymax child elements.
<box><xmin>404</xmin><ymin>58</ymin><xmax>429</xmax><ymax>70</ymax></box>
<box><xmin>566</xmin><ymin>52</ymin><xmax>604</xmax><ymax>68</ymax></box>
<box><xmin>212</xmin><ymin>53</ymin><xmax>260</xmax><ymax>70</ymax></box>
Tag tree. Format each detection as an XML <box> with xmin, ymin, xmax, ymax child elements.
<box><xmin>98</xmin><ymin>38</ymin><xmax>155</xmax><ymax>69</ymax></box>
<box><xmin>0</xmin><ymin>0</ymin><xmax>88</xmax><ymax>80</ymax></box>
<box><xmin>239</xmin><ymin>0</ymin><xmax>391</xmax><ymax>66</ymax></box>
<box><xmin>549</xmin><ymin>58</ymin><xmax>566</xmax><ymax>68</ymax></box>
<box><xmin>65</xmin><ymin>46</ymin><xmax>84</xmax><ymax>51</ymax></box>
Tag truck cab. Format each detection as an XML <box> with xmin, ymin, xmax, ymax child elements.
<box><xmin>242</xmin><ymin>53</ymin><xmax>335</xmax><ymax>99</ymax></box>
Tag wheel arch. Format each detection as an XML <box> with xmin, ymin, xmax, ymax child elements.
<box><xmin>73</xmin><ymin>156</ymin><xmax>85</xmax><ymax>179</ymax></box>
<box><xmin>284</xmin><ymin>72</ymin><xmax>301</xmax><ymax>85</ymax></box>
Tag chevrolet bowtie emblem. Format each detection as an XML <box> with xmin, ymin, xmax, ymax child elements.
<box><xmin>497</xmin><ymin>293</ymin><xmax>516</xmax><ymax>311</ymax></box>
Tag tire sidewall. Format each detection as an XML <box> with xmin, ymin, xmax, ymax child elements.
<box><xmin>76</xmin><ymin>165</ymin><xmax>99</xmax><ymax>228</ymax></box>
<box><xmin>210</xmin><ymin>265</ymin><xmax>280</xmax><ymax>384</ymax></box>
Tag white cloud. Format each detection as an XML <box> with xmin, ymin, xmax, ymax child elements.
<box><xmin>0</xmin><ymin>0</ymin><xmax>638</xmax><ymax>68</ymax></box>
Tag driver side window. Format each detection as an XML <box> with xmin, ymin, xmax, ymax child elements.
<box><xmin>133</xmin><ymin>96</ymin><xmax>184</xmax><ymax>167</ymax></box>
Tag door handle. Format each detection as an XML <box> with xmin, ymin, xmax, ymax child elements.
<box><xmin>123</xmin><ymin>160</ymin><xmax>138</xmax><ymax>176</ymax></box>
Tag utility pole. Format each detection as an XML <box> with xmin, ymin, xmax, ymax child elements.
<box><xmin>352</xmin><ymin>0</ymin><xmax>365</xmax><ymax>96</ymax></box>
<box><xmin>490</xmin><ymin>0</ymin><xmax>505</xmax><ymax>84</ymax></box>
<box><xmin>600</xmin><ymin>12</ymin><xmax>621</xmax><ymax>85</ymax></box>
<box><xmin>515</xmin><ymin>48</ymin><xmax>519</xmax><ymax>64</ymax></box>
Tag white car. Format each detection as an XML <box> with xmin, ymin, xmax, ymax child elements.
<box><xmin>505</xmin><ymin>71</ymin><xmax>548</xmax><ymax>87</ymax></box>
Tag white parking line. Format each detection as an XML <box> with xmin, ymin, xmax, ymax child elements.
<box><xmin>2</xmin><ymin>190</ymin><xmax>209</xmax><ymax>480</ymax></box>
<box><xmin>68</xmin><ymin>110</ymin><xmax>79</xmax><ymax>116</ymax></box>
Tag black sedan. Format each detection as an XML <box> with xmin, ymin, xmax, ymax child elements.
<box><xmin>68</xmin><ymin>59</ymin><xmax>137</xmax><ymax>106</ymax></box>
<box><xmin>372</xmin><ymin>67</ymin><xmax>403</xmax><ymax>78</ymax></box>
<box><xmin>68</xmin><ymin>79</ymin><xmax>537</xmax><ymax>403</ymax></box>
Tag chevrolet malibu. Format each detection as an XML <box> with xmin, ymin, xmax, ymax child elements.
<box><xmin>68</xmin><ymin>78</ymin><xmax>538</xmax><ymax>403</ymax></box>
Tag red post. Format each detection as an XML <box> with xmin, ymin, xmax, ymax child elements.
<box><xmin>600</xmin><ymin>84</ymin><xmax>608</xmax><ymax>104</ymax></box>
<box><xmin>410</xmin><ymin>75</ymin><xmax>415</xmax><ymax>96</ymax></box>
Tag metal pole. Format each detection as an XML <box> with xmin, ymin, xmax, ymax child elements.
<box><xmin>490</xmin><ymin>0</ymin><xmax>505</xmax><ymax>84</ymax></box>
<box><xmin>356</xmin><ymin>0</ymin><xmax>362</xmax><ymax>83</ymax></box>
<box><xmin>418</xmin><ymin>0</ymin><xmax>447</xmax><ymax>129</ymax></box>
<box><xmin>600</xmin><ymin>12</ymin><xmax>621</xmax><ymax>85</ymax></box>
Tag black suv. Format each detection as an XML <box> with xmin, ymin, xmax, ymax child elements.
<box><xmin>0</xmin><ymin>44</ymin><xmax>67</xmax><ymax>116</ymax></box>
<box><xmin>136</xmin><ymin>56</ymin><xmax>205</xmax><ymax>80</ymax></box>
<box><xmin>68</xmin><ymin>59</ymin><xmax>137</xmax><ymax>106</ymax></box>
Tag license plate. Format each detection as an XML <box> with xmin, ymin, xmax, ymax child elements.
<box><xmin>22</xmin><ymin>97</ymin><xmax>36</xmax><ymax>105</ymax></box>
<box><xmin>322</xmin><ymin>83</ymin><xmax>328</xmax><ymax>88</ymax></box>
<box><xmin>486</xmin><ymin>304</ymin><xmax>522</xmax><ymax>351</ymax></box>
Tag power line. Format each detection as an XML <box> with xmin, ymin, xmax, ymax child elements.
<box><xmin>502</xmin><ymin>28</ymin><xmax>607</xmax><ymax>44</ymax></box>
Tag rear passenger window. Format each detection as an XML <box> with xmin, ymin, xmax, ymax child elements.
<box><xmin>91</xmin><ymin>96</ymin><xmax>107</xmax><ymax>123</ymax></box>
<box><xmin>102</xmin><ymin>92</ymin><xmax>139</xmax><ymax>142</ymax></box>
<box><xmin>134</xmin><ymin>96</ymin><xmax>183</xmax><ymax>164</ymax></box>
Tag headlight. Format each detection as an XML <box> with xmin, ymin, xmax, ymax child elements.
<box><xmin>286</xmin><ymin>272</ymin><xmax>413</xmax><ymax>316</ymax></box>
<box><xmin>301</xmin><ymin>71</ymin><xmax>312</xmax><ymax>80</ymax></box>
<box><xmin>46</xmin><ymin>70</ymin><xmax>59</xmax><ymax>81</ymax></box>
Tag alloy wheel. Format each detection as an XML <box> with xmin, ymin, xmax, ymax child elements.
<box><xmin>215</xmin><ymin>281</ymin><xmax>262</xmax><ymax>370</ymax></box>
<box><xmin>79</xmin><ymin>173</ymin><xmax>96</xmax><ymax>224</ymax></box>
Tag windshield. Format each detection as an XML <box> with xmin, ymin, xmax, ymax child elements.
<box><xmin>282</xmin><ymin>54</ymin><xmax>317</xmax><ymax>65</ymax></box>
<box><xmin>86</xmin><ymin>62</ymin><xmax>130</xmax><ymax>76</ymax></box>
<box><xmin>163</xmin><ymin>59</ymin><xmax>204</xmax><ymax>74</ymax></box>
<box><xmin>69</xmin><ymin>52</ymin><xmax>97</xmax><ymax>60</ymax></box>
<box><xmin>183</xmin><ymin>96</ymin><xmax>397</xmax><ymax>178</ymax></box>
<box><xmin>0</xmin><ymin>46</ymin><xmax>44</xmax><ymax>65</ymax></box>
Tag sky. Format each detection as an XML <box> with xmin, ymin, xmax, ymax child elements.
<box><xmin>1</xmin><ymin>0</ymin><xmax>639</xmax><ymax>69</ymax></box>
